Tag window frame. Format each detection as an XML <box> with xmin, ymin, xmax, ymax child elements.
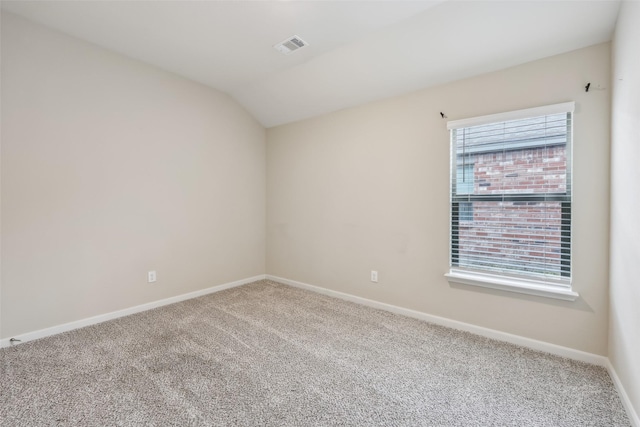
<box><xmin>445</xmin><ymin>102</ymin><xmax>579</xmax><ymax>301</ymax></box>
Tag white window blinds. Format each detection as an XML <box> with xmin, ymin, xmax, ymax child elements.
<box><xmin>448</xmin><ymin>103</ymin><xmax>574</xmax><ymax>286</ymax></box>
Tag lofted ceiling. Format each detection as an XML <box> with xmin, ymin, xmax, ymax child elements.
<box><xmin>1</xmin><ymin>0</ymin><xmax>621</xmax><ymax>127</ymax></box>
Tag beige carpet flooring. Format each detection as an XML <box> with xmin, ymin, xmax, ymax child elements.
<box><xmin>0</xmin><ymin>279</ymin><xmax>630</xmax><ymax>426</ymax></box>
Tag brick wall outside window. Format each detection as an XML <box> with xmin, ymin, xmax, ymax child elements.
<box><xmin>457</xmin><ymin>146</ymin><xmax>567</xmax><ymax>276</ymax></box>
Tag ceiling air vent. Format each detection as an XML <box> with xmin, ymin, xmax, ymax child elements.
<box><xmin>273</xmin><ymin>35</ymin><xmax>308</xmax><ymax>55</ymax></box>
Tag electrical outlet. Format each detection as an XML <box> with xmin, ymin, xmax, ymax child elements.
<box><xmin>371</xmin><ymin>270</ymin><xmax>378</xmax><ymax>283</ymax></box>
<box><xmin>148</xmin><ymin>271</ymin><xmax>157</xmax><ymax>283</ymax></box>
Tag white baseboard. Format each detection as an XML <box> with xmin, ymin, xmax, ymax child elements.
<box><xmin>266</xmin><ymin>275</ymin><xmax>607</xmax><ymax>366</ymax></box>
<box><xmin>0</xmin><ymin>274</ymin><xmax>266</xmax><ymax>348</ymax></box>
<box><xmin>607</xmin><ymin>360</ymin><xmax>640</xmax><ymax>427</ymax></box>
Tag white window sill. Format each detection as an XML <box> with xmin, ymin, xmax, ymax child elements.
<box><xmin>445</xmin><ymin>270</ymin><xmax>579</xmax><ymax>301</ymax></box>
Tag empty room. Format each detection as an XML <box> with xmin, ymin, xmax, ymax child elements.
<box><xmin>1</xmin><ymin>0</ymin><xmax>638</xmax><ymax>425</ymax></box>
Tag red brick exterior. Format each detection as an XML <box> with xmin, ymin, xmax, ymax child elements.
<box><xmin>473</xmin><ymin>146</ymin><xmax>566</xmax><ymax>195</ymax></box>
<box><xmin>456</xmin><ymin>146</ymin><xmax>567</xmax><ymax>276</ymax></box>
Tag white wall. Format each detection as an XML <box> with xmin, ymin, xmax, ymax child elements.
<box><xmin>610</xmin><ymin>0</ymin><xmax>640</xmax><ymax>419</ymax></box>
<box><xmin>0</xmin><ymin>13</ymin><xmax>266</xmax><ymax>338</ymax></box>
<box><xmin>267</xmin><ymin>43</ymin><xmax>611</xmax><ymax>355</ymax></box>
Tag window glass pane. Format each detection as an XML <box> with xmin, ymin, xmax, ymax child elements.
<box><xmin>459</xmin><ymin>202</ymin><xmax>473</xmax><ymax>222</ymax></box>
<box><xmin>456</xmin><ymin>164</ymin><xmax>474</xmax><ymax>195</ymax></box>
<box><xmin>453</xmin><ymin>201</ymin><xmax>567</xmax><ymax>279</ymax></box>
<box><xmin>450</xmin><ymin>110</ymin><xmax>572</xmax><ymax>282</ymax></box>
<box><xmin>473</xmin><ymin>146</ymin><xmax>567</xmax><ymax>196</ymax></box>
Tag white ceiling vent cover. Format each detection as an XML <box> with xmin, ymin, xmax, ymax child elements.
<box><xmin>274</xmin><ymin>35</ymin><xmax>308</xmax><ymax>55</ymax></box>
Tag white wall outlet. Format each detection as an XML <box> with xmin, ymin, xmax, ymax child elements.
<box><xmin>147</xmin><ymin>271</ymin><xmax>157</xmax><ymax>283</ymax></box>
<box><xmin>371</xmin><ymin>270</ymin><xmax>378</xmax><ymax>283</ymax></box>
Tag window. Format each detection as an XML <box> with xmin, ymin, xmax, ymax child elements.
<box><xmin>457</xmin><ymin>164</ymin><xmax>474</xmax><ymax>221</ymax></box>
<box><xmin>445</xmin><ymin>102</ymin><xmax>578</xmax><ymax>301</ymax></box>
<box><xmin>459</xmin><ymin>201</ymin><xmax>473</xmax><ymax>222</ymax></box>
<box><xmin>457</xmin><ymin>163</ymin><xmax>474</xmax><ymax>195</ymax></box>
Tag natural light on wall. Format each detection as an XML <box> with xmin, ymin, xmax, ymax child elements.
<box><xmin>445</xmin><ymin>102</ymin><xmax>579</xmax><ymax>301</ymax></box>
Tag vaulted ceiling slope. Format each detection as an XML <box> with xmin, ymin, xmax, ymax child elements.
<box><xmin>1</xmin><ymin>1</ymin><xmax>621</xmax><ymax>127</ymax></box>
